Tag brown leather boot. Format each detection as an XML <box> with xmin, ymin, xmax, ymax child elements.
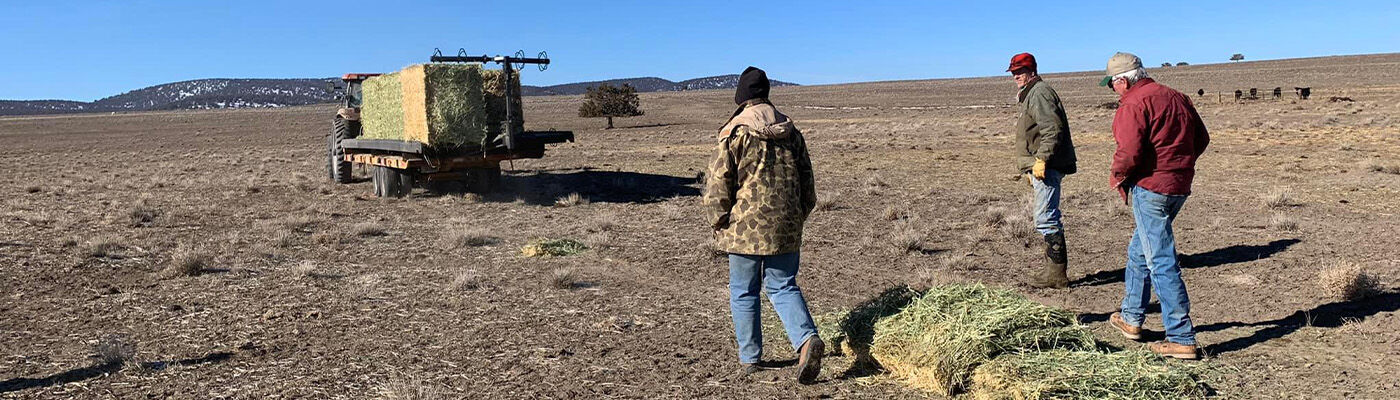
<box><xmin>1149</xmin><ymin>341</ymin><xmax>1199</xmax><ymax>360</ymax></box>
<box><xmin>1030</xmin><ymin>232</ymin><xmax>1069</xmax><ymax>289</ymax></box>
<box><xmin>796</xmin><ymin>336</ymin><xmax>824</xmax><ymax>384</ymax></box>
<box><xmin>1109</xmin><ymin>312</ymin><xmax>1144</xmax><ymax>340</ymax></box>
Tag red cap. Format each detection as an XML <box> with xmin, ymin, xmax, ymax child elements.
<box><xmin>1007</xmin><ymin>53</ymin><xmax>1036</xmax><ymax>72</ymax></box>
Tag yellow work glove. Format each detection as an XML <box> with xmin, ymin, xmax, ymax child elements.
<box><xmin>1032</xmin><ymin>159</ymin><xmax>1047</xmax><ymax>180</ymax></box>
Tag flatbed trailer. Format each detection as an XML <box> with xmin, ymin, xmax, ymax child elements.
<box><xmin>327</xmin><ymin>49</ymin><xmax>572</xmax><ymax>197</ymax></box>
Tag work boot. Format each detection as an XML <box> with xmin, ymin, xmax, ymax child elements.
<box><xmin>732</xmin><ymin>363</ymin><xmax>764</xmax><ymax>381</ymax></box>
<box><xmin>1029</xmin><ymin>232</ymin><xmax>1070</xmax><ymax>289</ymax></box>
<box><xmin>1109</xmin><ymin>312</ymin><xmax>1144</xmax><ymax>340</ymax></box>
<box><xmin>796</xmin><ymin>336</ymin><xmax>825</xmax><ymax>384</ymax></box>
<box><xmin>1149</xmin><ymin>341</ymin><xmax>1200</xmax><ymax>360</ymax></box>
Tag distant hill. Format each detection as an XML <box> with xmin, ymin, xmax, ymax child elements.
<box><xmin>0</xmin><ymin>74</ymin><xmax>798</xmax><ymax>116</ymax></box>
<box><xmin>0</xmin><ymin>78</ymin><xmax>335</xmax><ymax>116</ymax></box>
<box><xmin>521</xmin><ymin>74</ymin><xmax>798</xmax><ymax>96</ymax></box>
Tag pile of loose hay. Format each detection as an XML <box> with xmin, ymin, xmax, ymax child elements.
<box><xmin>970</xmin><ymin>349</ymin><xmax>1204</xmax><ymax>400</ymax></box>
<box><xmin>520</xmin><ymin>238</ymin><xmax>588</xmax><ymax>257</ymax></box>
<box><xmin>868</xmin><ymin>284</ymin><xmax>1096</xmax><ymax>395</ymax></box>
<box><xmin>362</xmin><ymin>63</ymin><xmax>521</xmax><ymax>150</ymax></box>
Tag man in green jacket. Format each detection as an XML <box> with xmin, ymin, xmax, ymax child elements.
<box><xmin>1008</xmin><ymin>53</ymin><xmax>1078</xmax><ymax>288</ymax></box>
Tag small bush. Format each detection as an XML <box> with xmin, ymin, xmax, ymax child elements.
<box><xmin>587</xmin><ymin>213</ymin><xmax>618</xmax><ymax>232</ymax></box>
<box><xmin>521</xmin><ymin>238</ymin><xmax>588</xmax><ymax>257</ymax></box>
<box><xmin>554</xmin><ymin>192</ymin><xmax>589</xmax><ymax>207</ymax></box>
<box><xmin>1318</xmin><ymin>262</ymin><xmax>1381</xmax><ymax>301</ymax></box>
<box><xmin>292</xmin><ymin>260</ymin><xmax>319</xmax><ymax>278</ymax></box>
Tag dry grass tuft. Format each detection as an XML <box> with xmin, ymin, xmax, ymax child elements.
<box><xmin>279</xmin><ymin>215</ymin><xmax>321</xmax><ymax>233</ymax></box>
<box><xmin>584</xmin><ymin>232</ymin><xmax>615</xmax><ymax>249</ymax></box>
<box><xmin>84</xmin><ymin>236</ymin><xmax>125</xmax><ymax>258</ymax></box>
<box><xmin>1318</xmin><ymin>261</ymin><xmax>1381</xmax><ymax>301</ymax></box>
<box><xmin>1263</xmin><ymin>188</ymin><xmax>1298</xmax><ymax>208</ymax></box>
<box><xmin>292</xmin><ymin>260</ymin><xmax>319</xmax><ymax>278</ymax></box>
<box><xmin>982</xmin><ymin>206</ymin><xmax>1009</xmax><ymax>227</ymax></box>
<box><xmin>554</xmin><ymin>192</ymin><xmax>589</xmax><ymax>207</ymax></box>
<box><xmin>883</xmin><ymin>205</ymin><xmax>909</xmax><ymax>221</ymax></box>
<box><xmin>550</xmin><ymin>268</ymin><xmax>579</xmax><ymax>289</ymax></box>
<box><xmin>166</xmin><ymin>247</ymin><xmax>211</xmax><ymax>277</ymax></box>
<box><xmin>1267</xmin><ymin>213</ymin><xmax>1299</xmax><ymax>231</ymax></box>
<box><xmin>376</xmin><ymin>374</ymin><xmax>449</xmax><ymax>400</ymax></box>
<box><xmin>460</xmin><ymin>192</ymin><xmax>483</xmax><ymax>203</ymax></box>
<box><xmin>865</xmin><ymin>174</ymin><xmax>889</xmax><ymax>188</ymax></box>
<box><xmin>128</xmin><ymin>203</ymin><xmax>162</xmax><ymax>227</ymax></box>
<box><xmin>587</xmin><ymin>212</ymin><xmax>619</xmax><ymax>233</ymax></box>
<box><xmin>891</xmin><ymin>221</ymin><xmax>925</xmax><ymax>254</ymax></box>
<box><xmin>94</xmin><ymin>334</ymin><xmax>138</xmax><ymax>366</ymax></box>
<box><xmin>697</xmin><ymin>240</ymin><xmax>727</xmax><ymax>260</ymax></box>
<box><xmin>521</xmin><ymin>238</ymin><xmax>588</xmax><ymax>257</ymax></box>
<box><xmin>352</xmin><ymin>222</ymin><xmax>388</xmax><ymax>237</ymax></box>
<box><xmin>815</xmin><ymin>192</ymin><xmax>839</xmax><ymax>211</ymax></box>
<box><xmin>447</xmin><ymin>228</ymin><xmax>499</xmax><ymax>247</ymax></box>
<box><xmin>451</xmin><ymin>269</ymin><xmax>481</xmax><ymax>291</ymax></box>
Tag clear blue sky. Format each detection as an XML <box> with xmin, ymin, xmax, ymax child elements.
<box><xmin>2</xmin><ymin>1</ymin><xmax>1396</xmax><ymax>101</ymax></box>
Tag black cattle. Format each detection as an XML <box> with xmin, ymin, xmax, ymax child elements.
<box><xmin>1295</xmin><ymin>87</ymin><xmax>1311</xmax><ymax>100</ymax></box>
<box><xmin>1197</xmin><ymin>89</ymin><xmax>1205</xmax><ymax>97</ymax></box>
<box><xmin>1272</xmin><ymin>87</ymin><xmax>1282</xmax><ymax>99</ymax></box>
<box><xmin>1234</xmin><ymin>89</ymin><xmax>1243</xmax><ymax>102</ymax></box>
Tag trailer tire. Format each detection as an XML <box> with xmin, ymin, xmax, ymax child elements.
<box><xmin>328</xmin><ymin>117</ymin><xmax>354</xmax><ymax>184</ymax></box>
<box><xmin>374</xmin><ymin>167</ymin><xmax>412</xmax><ymax>198</ymax></box>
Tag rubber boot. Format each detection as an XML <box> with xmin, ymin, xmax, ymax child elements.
<box><xmin>1030</xmin><ymin>232</ymin><xmax>1069</xmax><ymax>289</ymax></box>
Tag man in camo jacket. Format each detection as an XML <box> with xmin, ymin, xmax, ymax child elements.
<box><xmin>703</xmin><ymin>66</ymin><xmax>823</xmax><ymax>384</ymax></box>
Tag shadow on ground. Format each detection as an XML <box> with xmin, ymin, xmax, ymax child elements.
<box><xmin>0</xmin><ymin>352</ymin><xmax>232</xmax><ymax>393</ymax></box>
<box><xmin>1197</xmin><ymin>292</ymin><xmax>1399</xmax><ymax>355</ymax></box>
<box><xmin>491</xmin><ymin>168</ymin><xmax>702</xmax><ymax>205</ymax></box>
<box><xmin>1072</xmin><ymin>239</ymin><xmax>1302</xmax><ymax>287</ymax></box>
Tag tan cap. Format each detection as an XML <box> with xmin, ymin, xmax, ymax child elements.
<box><xmin>1106</xmin><ymin>52</ymin><xmax>1142</xmax><ymax>76</ymax></box>
<box><xmin>1099</xmin><ymin>52</ymin><xmax>1143</xmax><ymax>86</ymax></box>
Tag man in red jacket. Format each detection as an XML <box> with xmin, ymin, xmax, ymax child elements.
<box><xmin>1099</xmin><ymin>52</ymin><xmax>1210</xmax><ymax>360</ymax></box>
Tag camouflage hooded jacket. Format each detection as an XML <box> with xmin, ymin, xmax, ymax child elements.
<box><xmin>703</xmin><ymin>100</ymin><xmax>817</xmax><ymax>255</ymax></box>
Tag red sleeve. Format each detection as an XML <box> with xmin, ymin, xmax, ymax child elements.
<box><xmin>1110</xmin><ymin>102</ymin><xmax>1149</xmax><ymax>187</ymax></box>
<box><xmin>1187</xmin><ymin>101</ymin><xmax>1210</xmax><ymax>156</ymax></box>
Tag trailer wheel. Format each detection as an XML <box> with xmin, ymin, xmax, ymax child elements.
<box><xmin>373</xmin><ymin>166</ymin><xmax>412</xmax><ymax>198</ymax></box>
<box><xmin>328</xmin><ymin>117</ymin><xmax>354</xmax><ymax>184</ymax></box>
<box><xmin>465</xmin><ymin>165</ymin><xmax>503</xmax><ymax>193</ymax></box>
<box><xmin>371</xmin><ymin>166</ymin><xmax>385</xmax><ymax>197</ymax></box>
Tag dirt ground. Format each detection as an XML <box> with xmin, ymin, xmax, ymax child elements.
<box><xmin>2</xmin><ymin>53</ymin><xmax>1398</xmax><ymax>399</ymax></box>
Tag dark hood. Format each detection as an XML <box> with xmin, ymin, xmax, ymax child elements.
<box><xmin>734</xmin><ymin>66</ymin><xmax>770</xmax><ymax>105</ymax></box>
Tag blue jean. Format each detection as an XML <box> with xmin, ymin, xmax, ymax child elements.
<box><xmin>1028</xmin><ymin>169</ymin><xmax>1064</xmax><ymax>236</ymax></box>
<box><xmin>1120</xmin><ymin>186</ymin><xmax>1196</xmax><ymax>345</ymax></box>
<box><xmin>729</xmin><ymin>252</ymin><xmax>818</xmax><ymax>364</ymax></box>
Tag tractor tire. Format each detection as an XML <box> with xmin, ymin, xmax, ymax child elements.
<box><xmin>328</xmin><ymin>117</ymin><xmax>354</xmax><ymax>184</ymax></box>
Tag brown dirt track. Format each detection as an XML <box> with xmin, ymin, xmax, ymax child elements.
<box><xmin>2</xmin><ymin>54</ymin><xmax>1399</xmax><ymax>399</ymax></box>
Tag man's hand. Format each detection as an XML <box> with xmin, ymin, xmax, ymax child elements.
<box><xmin>1032</xmin><ymin>159</ymin><xmax>1047</xmax><ymax>180</ymax></box>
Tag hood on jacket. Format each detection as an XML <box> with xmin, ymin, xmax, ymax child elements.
<box><xmin>734</xmin><ymin>66</ymin><xmax>770</xmax><ymax>105</ymax></box>
<box><xmin>720</xmin><ymin>102</ymin><xmax>794</xmax><ymax>140</ymax></box>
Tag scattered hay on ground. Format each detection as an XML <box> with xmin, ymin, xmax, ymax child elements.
<box><xmin>869</xmin><ymin>284</ymin><xmax>1096</xmax><ymax>395</ymax></box>
<box><xmin>520</xmin><ymin>238</ymin><xmax>588</xmax><ymax>257</ymax></box>
<box><xmin>970</xmin><ymin>349</ymin><xmax>1205</xmax><ymax>400</ymax></box>
<box><xmin>554</xmin><ymin>192</ymin><xmax>589</xmax><ymax>207</ymax></box>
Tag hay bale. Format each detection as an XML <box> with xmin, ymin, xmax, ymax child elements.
<box><xmin>970</xmin><ymin>349</ymin><xmax>1204</xmax><ymax>400</ymax></box>
<box><xmin>361</xmin><ymin>63</ymin><xmax>490</xmax><ymax>149</ymax></box>
<box><xmin>869</xmin><ymin>284</ymin><xmax>1096</xmax><ymax>395</ymax></box>
<box><xmin>481</xmin><ymin>69</ymin><xmax>524</xmax><ymax>135</ymax></box>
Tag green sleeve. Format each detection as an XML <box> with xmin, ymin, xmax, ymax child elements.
<box><xmin>1030</xmin><ymin>89</ymin><xmax>1063</xmax><ymax>161</ymax></box>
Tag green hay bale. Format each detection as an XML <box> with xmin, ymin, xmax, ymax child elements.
<box><xmin>869</xmin><ymin>284</ymin><xmax>1096</xmax><ymax>395</ymax></box>
<box><xmin>481</xmin><ymin>69</ymin><xmax>524</xmax><ymax>135</ymax></box>
<box><xmin>360</xmin><ymin>70</ymin><xmax>404</xmax><ymax>142</ymax></box>
<box><xmin>520</xmin><ymin>238</ymin><xmax>588</xmax><ymax>257</ymax></box>
<box><xmin>971</xmin><ymin>349</ymin><xmax>1205</xmax><ymax>400</ymax></box>
<box><xmin>360</xmin><ymin>64</ymin><xmax>490</xmax><ymax>149</ymax></box>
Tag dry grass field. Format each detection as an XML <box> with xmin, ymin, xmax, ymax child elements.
<box><xmin>2</xmin><ymin>53</ymin><xmax>1399</xmax><ymax>399</ymax></box>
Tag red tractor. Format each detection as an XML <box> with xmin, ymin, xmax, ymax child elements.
<box><xmin>327</xmin><ymin>50</ymin><xmax>573</xmax><ymax>197</ymax></box>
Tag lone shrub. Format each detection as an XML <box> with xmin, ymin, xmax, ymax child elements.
<box><xmin>1318</xmin><ymin>261</ymin><xmax>1381</xmax><ymax>301</ymax></box>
